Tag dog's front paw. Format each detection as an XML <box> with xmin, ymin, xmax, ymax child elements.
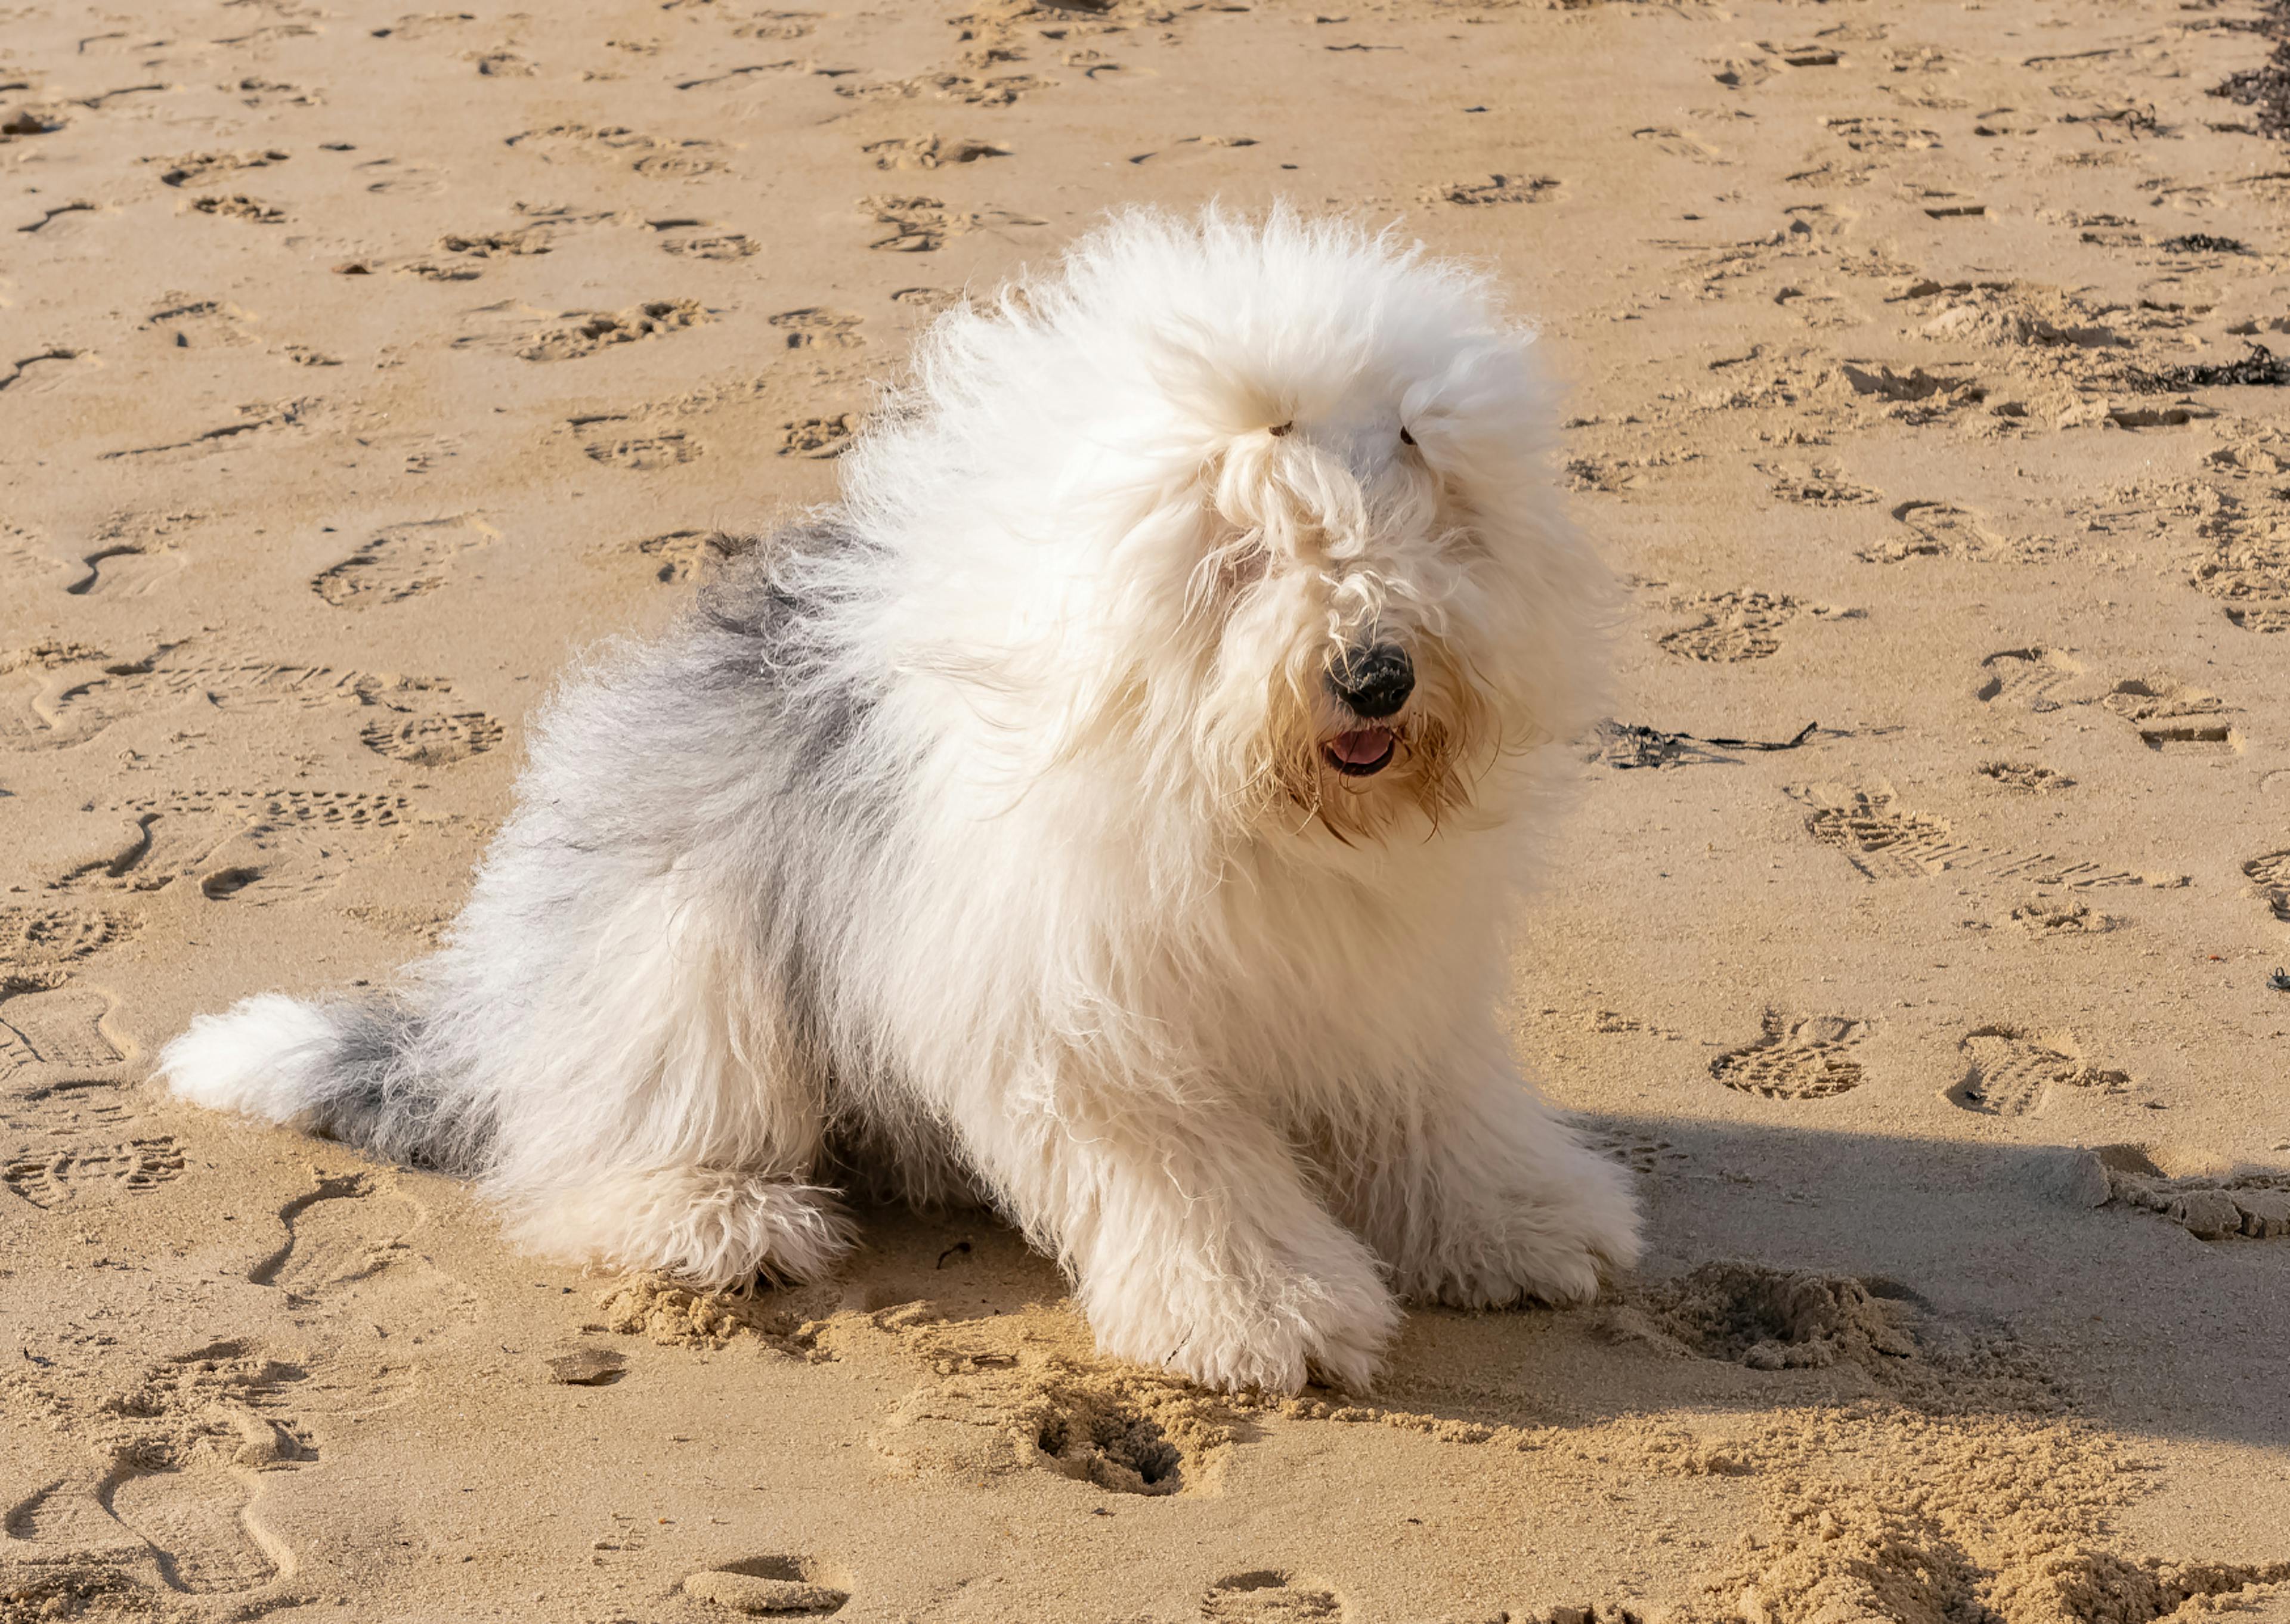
<box><xmin>1085</xmin><ymin>1256</ymin><xmax>1400</xmax><ymax>1395</ymax></box>
<box><xmin>1400</xmin><ymin>1144</ymin><xmax>1643</xmax><ymax>1311</ymax></box>
<box><xmin>1408</xmin><ymin>1229</ymin><xmax>1605</xmax><ymax>1311</ymax></box>
<box><xmin>1177</xmin><ymin>1275</ymin><xmax>1399</xmax><ymax>1394</ymax></box>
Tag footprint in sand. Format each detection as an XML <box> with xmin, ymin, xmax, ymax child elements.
<box><xmin>5</xmin><ymin>1477</ymin><xmax>150</xmax><ymax>1563</ymax></box>
<box><xmin>2100</xmin><ymin>678</ymin><xmax>2239</xmax><ymax>755</ymax></box>
<box><xmin>859</xmin><ymin>194</ymin><xmax>1044</xmax><ymax>253</ymax></box>
<box><xmin>1973</xmin><ymin>646</ymin><xmax>2084</xmax><ymax>710</ymax></box>
<box><xmin>0</xmin><ymin>907</ymin><xmax>138</xmax><ymax>967</ymax></box>
<box><xmin>1426</xmin><ymin>174</ymin><xmax>1560</xmax><ymax>206</ymax></box>
<box><xmin>684</xmin><ymin>1556</ymin><xmax>851</xmax><ymax>1616</ymax></box>
<box><xmin>1791</xmin><ymin>783</ymin><xmax>1975</xmax><ymax>879</ymax></box>
<box><xmin>1658</xmin><ymin>591</ymin><xmax>1856</xmax><ymax>664</ymax></box>
<box><xmin>0</xmin><ymin>525</ymin><xmax>72</xmax><ymax>595</ymax></box>
<box><xmin>97</xmin><ymin>397</ymin><xmax>327</xmax><ymax>463</ymax></box>
<box><xmin>1858</xmin><ymin>501</ymin><xmax>2001</xmax><ymax>565</ymax></box>
<box><xmin>506</xmin><ymin>122</ymin><xmax>726</xmax><ymax>178</ymax></box>
<box><xmin>1711</xmin><ymin>1012</ymin><xmax>1869</xmax><ymax>1101</ymax></box>
<box><xmin>874</xmin><ymin>1370</ymin><xmax>1192</xmax><ymax>1496</ymax></box>
<box><xmin>0</xmin><ymin>978</ymin><xmax>129</xmax><ymax>1080</ymax></box>
<box><xmin>1592</xmin><ymin>1130</ymin><xmax>1694</xmax><ymax>1177</ymax></box>
<box><xmin>252</xmin><ymin>1174</ymin><xmax>478</xmax><ymax>1349</ymax></box>
<box><xmin>64</xmin><ymin>542</ymin><xmax>187</xmax><ymax>598</ymax></box>
<box><xmin>570</xmin><ymin>411</ymin><xmax>705</xmax><ymax>469</ymax></box>
<box><xmin>54</xmin><ymin>790</ymin><xmax>413</xmax><ymax>904</ymax></box>
<box><xmin>453</xmin><ymin>300</ymin><xmax>708</xmax><ymax>363</ymax></box>
<box><xmin>4</xmin><ymin>1138</ymin><xmax>184</xmax><ymax>1209</ymax></box>
<box><xmin>1790</xmin><ymin>783</ymin><xmax>2154</xmax><ymax>890</ymax></box>
<box><xmin>141</xmin><ymin>298</ymin><xmax>259</xmax><ymax>349</ymax></box>
<box><xmin>864</xmin><ymin>1297</ymin><xmax>1240</xmax><ymax>1499</ymax></box>
<box><xmin>1774</xmin><ymin>281</ymin><xmax>1855</xmax><ymax>328</ymax></box>
<box><xmin>147</xmin><ymin>150</ymin><xmax>288</xmax><ymax>189</ymax></box>
<box><xmin>1759</xmin><ymin>461</ymin><xmax>1878</xmax><ymax>507</ymax></box>
<box><xmin>184</xmin><ymin>194</ymin><xmax>286</xmax><ymax>224</ymax></box>
<box><xmin>434</xmin><ymin>224</ymin><xmax>553</xmax><ymax>259</ymax></box>
<box><xmin>7</xmin><ymin>1444</ymin><xmax>285</xmax><ymax>1600</ymax></box>
<box><xmin>659</xmin><ymin>229</ymin><xmax>759</xmax><ymax>260</ymax></box>
<box><xmin>834</xmin><ymin>73</ymin><xmax>1048</xmax><ymax>108</ymax></box>
<box><xmin>0</xmin><ymin>346</ymin><xmax>94</xmax><ymax>395</ymax></box>
<box><xmin>1124</xmin><ymin>135</ymin><xmax>1259</xmax><ymax>168</ymax></box>
<box><xmin>779</xmin><ymin>416</ymin><xmax>856</xmax><ymax>459</ymax></box>
<box><xmin>2224</xmin><ymin>603</ymin><xmax>2290</xmax><ymax>633</ymax></box>
<box><xmin>1632</xmin><ymin>125</ymin><xmax>1725</xmax><ymax>162</ymax></box>
<box><xmin>104</xmin><ymin>1461</ymin><xmax>281</xmax><ymax>1594</ymax></box>
<box><xmin>767</xmin><ymin>308</ymin><xmax>864</xmax><ymax>349</ymax></box>
<box><xmin>612</xmin><ymin>528</ymin><xmax>742</xmax><ymax>584</ymax></box>
<box><xmin>2</xmin><ymin>1078</ymin><xmax>138</xmax><ymax>1143</ymax></box>
<box><xmin>2004</xmin><ymin>895</ymin><xmax>2117</xmax><ymax>937</ymax></box>
<box><xmin>312</xmin><ymin>515</ymin><xmax>499</xmax><ymax>607</ymax></box>
<box><xmin>890</xmin><ymin>287</ymin><xmax>961</xmax><ymax>315</ymax></box>
<box><xmin>862</xmin><ymin>134</ymin><xmax>1010</xmax><ymax>170</ymax></box>
<box><xmin>1948</xmin><ymin>1026</ymin><xmax>2128</xmax><ymax>1117</ymax></box>
<box><xmin>2243</xmin><ymin>850</ymin><xmax>2290</xmax><ymax>923</ymax></box>
<box><xmin>360</xmin><ymin>711</ymin><xmax>503</xmax><ymax>768</ymax></box>
<box><xmin>1976</xmin><ymin>761</ymin><xmax>2074</xmax><ymax>795</ymax></box>
<box><xmin>352</xmin><ymin>157</ymin><xmax>446</xmax><ymax>196</ymax></box>
<box><xmin>21</xmin><ymin>651</ymin><xmax>447</xmax><ymax>750</ymax></box>
<box><xmin>1201</xmin><ymin>1570</ymin><xmax>1346</xmax><ymax>1622</ymax></box>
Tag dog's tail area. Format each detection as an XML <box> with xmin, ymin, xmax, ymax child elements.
<box><xmin>160</xmin><ymin>993</ymin><xmax>484</xmax><ymax>1173</ymax></box>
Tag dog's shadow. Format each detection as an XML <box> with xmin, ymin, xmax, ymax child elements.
<box><xmin>804</xmin><ymin>1112</ymin><xmax>2290</xmax><ymax>1459</ymax></box>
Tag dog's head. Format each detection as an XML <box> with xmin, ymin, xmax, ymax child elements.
<box><xmin>850</xmin><ymin>206</ymin><xmax>1599</xmax><ymax>851</ymax></box>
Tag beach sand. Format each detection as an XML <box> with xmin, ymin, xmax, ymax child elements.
<box><xmin>4</xmin><ymin>0</ymin><xmax>2289</xmax><ymax>1619</ymax></box>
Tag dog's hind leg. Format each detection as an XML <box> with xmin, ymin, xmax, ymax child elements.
<box><xmin>952</xmin><ymin>1075</ymin><xmax>1400</xmax><ymax>1393</ymax></box>
<box><xmin>457</xmin><ymin>866</ymin><xmax>857</xmax><ymax>1293</ymax></box>
<box><xmin>510</xmin><ymin>1164</ymin><xmax>853</xmax><ymax>1291</ymax></box>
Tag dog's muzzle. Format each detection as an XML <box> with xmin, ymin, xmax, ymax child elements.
<box><xmin>1324</xmin><ymin>642</ymin><xmax>1413</xmax><ymax>777</ymax></box>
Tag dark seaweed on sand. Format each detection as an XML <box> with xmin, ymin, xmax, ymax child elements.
<box><xmin>2209</xmin><ymin>0</ymin><xmax>2290</xmax><ymax>137</ymax></box>
<box><xmin>2159</xmin><ymin>234</ymin><xmax>2248</xmax><ymax>255</ymax></box>
<box><xmin>2125</xmin><ymin>342</ymin><xmax>2290</xmax><ymax>393</ymax></box>
<box><xmin>1596</xmin><ymin>719</ymin><xmax>1818</xmax><ymax>770</ymax></box>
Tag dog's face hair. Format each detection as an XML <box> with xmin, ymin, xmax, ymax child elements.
<box><xmin>843</xmin><ymin>206</ymin><xmax>1598</xmax><ymax>857</ymax></box>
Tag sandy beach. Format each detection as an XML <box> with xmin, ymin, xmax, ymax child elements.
<box><xmin>5</xmin><ymin>0</ymin><xmax>2290</xmax><ymax>1619</ymax></box>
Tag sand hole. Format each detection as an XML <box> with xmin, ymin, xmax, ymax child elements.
<box><xmin>200</xmin><ymin>867</ymin><xmax>262</xmax><ymax>900</ymax></box>
<box><xmin>685</xmin><ymin>1554</ymin><xmax>849</xmax><ymax>1616</ymax></box>
<box><xmin>1036</xmin><ymin>1401</ymin><xmax>1183</xmax><ymax>1495</ymax></box>
<box><xmin>1202</xmin><ymin>1569</ymin><xmax>1344</xmax><ymax>1622</ymax></box>
<box><xmin>2139</xmin><ymin>723</ymin><xmax>2239</xmax><ymax>754</ymax></box>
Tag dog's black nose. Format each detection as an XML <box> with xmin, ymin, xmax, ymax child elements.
<box><xmin>1329</xmin><ymin>643</ymin><xmax>1414</xmax><ymax>719</ymax></box>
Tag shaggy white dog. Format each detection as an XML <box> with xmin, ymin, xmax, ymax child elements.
<box><xmin>163</xmin><ymin>207</ymin><xmax>1641</xmax><ymax>1393</ymax></box>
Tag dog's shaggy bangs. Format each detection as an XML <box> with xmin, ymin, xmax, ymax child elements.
<box><xmin>840</xmin><ymin>206</ymin><xmax>1597</xmax><ymax>851</ymax></box>
<box><xmin>163</xmin><ymin>207</ymin><xmax>1641</xmax><ymax>1396</ymax></box>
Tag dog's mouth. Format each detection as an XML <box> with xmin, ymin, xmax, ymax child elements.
<box><xmin>1323</xmin><ymin>726</ymin><xmax>1397</xmax><ymax>778</ymax></box>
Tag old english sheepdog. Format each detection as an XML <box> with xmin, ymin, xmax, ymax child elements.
<box><xmin>163</xmin><ymin>207</ymin><xmax>1641</xmax><ymax>1393</ymax></box>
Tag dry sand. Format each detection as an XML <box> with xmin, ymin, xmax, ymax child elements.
<box><xmin>5</xmin><ymin>0</ymin><xmax>2290</xmax><ymax>1619</ymax></box>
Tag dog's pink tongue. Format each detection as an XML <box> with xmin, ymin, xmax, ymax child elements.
<box><xmin>1328</xmin><ymin>727</ymin><xmax>1394</xmax><ymax>765</ymax></box>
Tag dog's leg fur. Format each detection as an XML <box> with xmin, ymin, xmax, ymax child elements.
<box><xmin>508</xmin><ymin>1166</ymin><xmax>850</xmax><ymax>1288</ymax></box>
<box><xmin>166</xmin><ymin>863</ymin><xmax>856</xmax><ymax>1290</ymax></box>
<box><xmin>1332</xmin><ymin>1034</ymin><xmax>1642</xmax><ymax>1310</ymax></box>
<box><xmin>954</xmin><ymin>1080</ymin><xmax>1400</xmax><ymax>1391</ymax></box>
<box><xmin>475</xmin><ymin>871</ymin><xmax>857</xmax><ymax>1287</ymax></box>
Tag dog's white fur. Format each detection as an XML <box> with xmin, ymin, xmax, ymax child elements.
<box><xmin>163</xmin><ymin>207</ymin><xmax>1641</xmax><ymax>1393</ymax></box>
